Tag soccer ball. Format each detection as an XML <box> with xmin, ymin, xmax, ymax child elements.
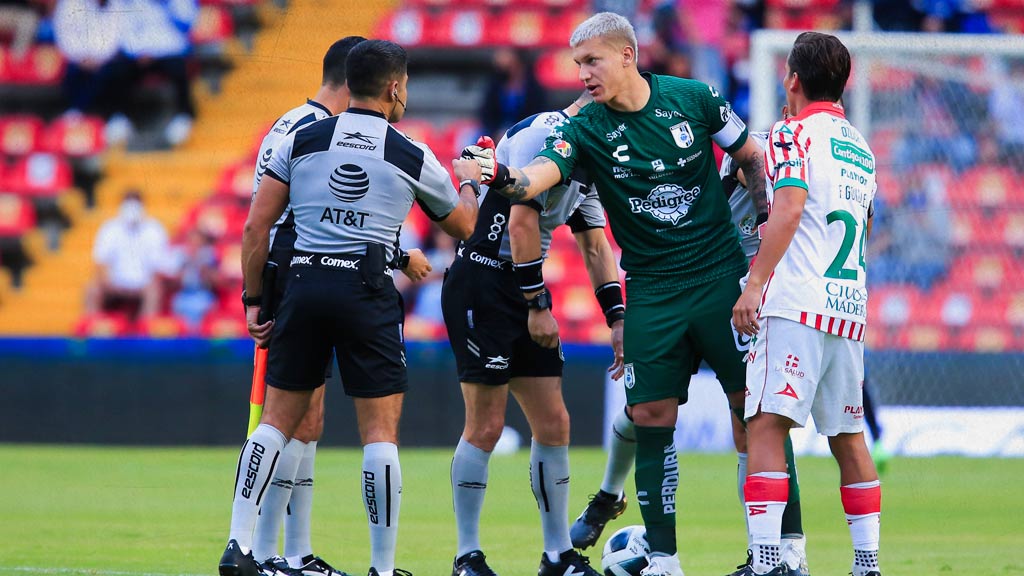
<box><xmin>600</xmin><ymin>525</ymin><xmax>649</xmax><ymax>576</ymax></box>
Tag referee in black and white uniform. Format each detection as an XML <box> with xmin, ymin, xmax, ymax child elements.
<box><xmin>220</xmin><ymin>40</ymin><xmax>480</xmax><ymax>576</ymax></box>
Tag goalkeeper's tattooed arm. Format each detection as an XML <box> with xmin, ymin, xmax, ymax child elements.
<box><xmin>500</xmin><ymin>157</ymin><xmax>563</xmax><ymax>202</ymax></box>
<box><xmin>730</xmin><ymin>138</ymin><xmax>769</xmax><ymax>216</ymax></box>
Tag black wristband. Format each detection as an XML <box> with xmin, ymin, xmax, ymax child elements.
<box><xmin>595</xmin><ymin>281</ymin><xmax>625</xmax><ymax>327</ymax></box>
<box><xmin>397</xmin><ymin>250</ymin><xmax>411</xmax><ymax>270</ymax></box>
<box><xmin>491</xmin><ymin>162</ymin><xmax>512</xmax><ymax>190</ymax></box>
<box><xmin>241</xmin><ymin>291</ymin><xmax>261</xmax><ymax>307</ymax></box>
<box><xmin>513</xmin><ymin>257</ymin><xmax>545</xmax><ymax>293</ymax></box>
<box><xmin>526</xmin><ymin>289</ymin><xmax>553</xmax><ymax>311</ymax></box>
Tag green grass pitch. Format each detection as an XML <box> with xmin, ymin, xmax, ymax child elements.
<box><xmin>0</xmin><ymin>445</ymin><xmax>1021</xmax><ymax>576</ymax></box>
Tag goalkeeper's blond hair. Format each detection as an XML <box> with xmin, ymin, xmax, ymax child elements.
<box><xmin>569</xmin><ymin>12</ymin><xmax>637</xmax><ymax>55</ymax></box>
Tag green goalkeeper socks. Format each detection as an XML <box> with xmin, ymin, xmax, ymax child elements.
<box><xmin>634</xmin><ymin>425</ymin><xmax>678</xmax><ymax>556</ymax></box>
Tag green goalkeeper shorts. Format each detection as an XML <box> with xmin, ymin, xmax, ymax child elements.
<box><xmin>621</xmin><ymin>273</ymin><xmax>748</xmax><ymax>406</ymax></box>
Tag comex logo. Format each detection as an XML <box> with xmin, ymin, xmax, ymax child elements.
<box><xmin>329</xmin><ymin>164</ymin><xmax>369</xmax><ymax>203</ymax></box>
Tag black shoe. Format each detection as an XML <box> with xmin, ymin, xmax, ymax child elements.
<box><xmin>260</xmin><ymin>556</ymin><xmax>303</xmax><ymax>576</ymax></box>
<box><xmin>570</xmin><ymin>491</ymin><xmax>628</xmax><ymax>549</ymax></box>
<box><xmin>368</xmin><ymin>569</ymin><xmax>413</xmax><ymax>576</ymax></box>
<box><xmin>452</xmin><ymin>550</ymin><xmax>498</xmax><ymax>576</ymax></box>
<box><xmin>219</xmin><ymin>540</ymin><xmax>263</xmax><ymax>576</ymax></box>
<box><xmin>296</xmin><ymin>555</ymin><xmax>352</xmax><ymax>576</ymax></box>
<box><xmin>730</xmin><ymin>565</ymin><xmax>795</xmax><ymax>576</ymax></box>
<box><xmin>538</xmin><ymin>550</ymin><xmax>600</xmax><ymax>576</ymax></box>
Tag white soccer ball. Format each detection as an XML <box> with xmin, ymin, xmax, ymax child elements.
<box><xmin>601</xmin><ymin>525</ymin><xmax>649</xmax><ymax>576</ymax></box>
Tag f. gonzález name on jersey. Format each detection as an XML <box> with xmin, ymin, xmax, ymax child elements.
<box><xmin>537</xmin><ymin>74</ymin><xmax>749</xmax><ymax>293</ymax></box>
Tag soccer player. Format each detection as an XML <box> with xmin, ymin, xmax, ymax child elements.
<box><xmin>570</xmin><ymin>129</ymin><xmax>811</xmax><ymax>576</ymax></box>
<box><xmin>731</xmin><ymin>32</ymin><xmax>881</xmax><ymax>576</ymax></box>
<box><xmin>220</xmin><ymin>39</ymin><xmax>480</xmax><ymax>576</ymax></box>
<box><xmin>461</xmin><ymin>12</ymin><xmax>769</xmax><ymax>576</ymax></box>
<box><xmin>246</xmin><ymin>36</ymin><xmax>431</xmax><ymax>576</ymax></box>
<box><xmin>443</xmin><ymin>92</ymin><xmax>623</xmax><ymax>576</ymax></box>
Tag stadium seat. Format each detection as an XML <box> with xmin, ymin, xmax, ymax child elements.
<box><xmin>215</xmin><ymin>160</ymin><xmax>257</xmax><ymax>199</ymax></box>
<box><xmin>199</xmin><ymin>309</ymin><xmax>248</xmax><ymax>338</ymax></box>
<box><xmin>1005</xmin><ymin>291</ymin><xmax>1024</xmax><ymax>330</ymax></box>
<box><xmin>429</xmin><ymin>10</ymin><xmax>491</xmax><ymax>47</ymax></box>
<box><xmin>950</xmin><ymin>210</ymin><xmax>1003</xmax><ymax>251</ymax></box>
<box><xmin>555</xmin><ymin>284</ymin><xmax>598</xmax><ymax>323</ymax></box>
<box><xmin>73</xmin><ymin>312</ymin><xmax>132</xmax><ymax>338</ymax></box>
<box><xmin>190</xmin><ymin>5</ymin><xmax>235</xmax><ymax>46</ymax></box>
<box><xmin>180</xmin><ymin>197</ymin><xmax>245</xmax><ymax>242</ymax></box>
<box><xmin>0</xmin><ymin>115</ymin><xmax>44</xmax><ymax>156</ymax></box>
<box><xmin>137</xmin><ymin>314</ymin><xmax>190</xmax><ymax>337</ymax></box>
<box><xmin>491</xmin><ymin>10</ymin><xmax>560</xmax><ymax>47</ymax></box>
<box><xmin>0</xmin><ymin>192</ymin><xmax>35</xmax><ymax>237</ymax></box>
<box><xmin>947</xmin><ymin>252</ymin><xmax>1013</xmax><ymax>292</ymax></box>
<box><xmin>374</xmin><ymin>9</ymin><xmax>433</xmax><ymax>47</ymax></box>
<box><xmin>1003</xmin><ymin>211</ymin><xmax>1024</xmax><ymax>250</ymax></box>
<box><xmin>867</xmin><ymin>284</ymin><xmax>922</xmax><ymax>327</ymax></box>
<box><xmin>216</xmin><ymin>241</ymin><xmax>244</xmax><ymax>284</ymax></box>
<box><xmin>537</xmin><ymin>48</ymin><xmax>583</xmax><ymax>91</ymax></box>
<box><xmin>896</xmin><ymin>324</ymin><xmax>950</xmax><ymax>351</ymax></box>
<box><xmin>959</xmin><ymin>165</ymin><xmax>1013</xmax><ymax>211</ymax></box>
<box><xmin>42</xmin><ymin>114</ymin><xmax>106</xmax><ymax>157</ymax></box>
<box><xmin>6</xmin><ymin>153</ymin><xmax>73</xmax><ymax>198</ymax></box>
<box><xmin>5</xmin><ymin>45</ymin><xmax>65</xmax><ymax>85</ymax></box>
<box><xmin>403</xmin><ymin>315</ymin><xmax>446</xmax><ymax>340</ymax></box>
<box><xmin>956</xmin><ymin>326</ymin><xmax>1014</xmax><ymax>353</ymax></box>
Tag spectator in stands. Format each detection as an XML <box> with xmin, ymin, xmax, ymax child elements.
<box><xmin>876</xmin><ymin>175</ymin><xmax>951</xmax><ymax>290</ymax></box>
<box><xmin>479</xmin><ymin>47</ymin><xmax>546</xmax><ymax>140</ymax></box>
<box><xmin>167</xmin><ymin>227</ymin><xmax>219</xmax><ymax>330</ymax></box>
<box><xmin>108</xmin><ymin>0</ymin><xmax>199</xmax><ymax>146</ymax></box>
<box><xmin>84</xmin><ymin>189</ymin><xmax>169</xmax><ymax>321</ymax></box>
<box><xmin>988</xmin><ymin>60</ymin><xmax>1024</xmax><ymax>165</ymax></box>
<box><xmin>0</xmin><ymin>0</ymin><xmax>44</xmax><ymax>58</ymax></box>
<box><xmin>674</xmin><ymin>0</ymin><xmax>729</xmax><ymax>95</ymax></box>
<box><xmin>592</xmin><ymin>0</ymin><xmax>638</xmax><ymax>20</ymax></box>
<box><xmin>53</xmin><ymin>0</ymin><xmax>125</xmax><ymax>136</ymax></box>
<box><xmin>895</xmin><ymin>77</ymin><xmax>976</xmax><ymax>170</ymax></box>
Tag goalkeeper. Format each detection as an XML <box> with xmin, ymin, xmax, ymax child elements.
<box><xmin>462</xmin><ymin>12</ymin><xmax>775</xmax><ymax>576</ymax></box>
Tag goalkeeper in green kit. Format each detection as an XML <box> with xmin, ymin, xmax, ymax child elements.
<box><xmin>461</xmin><ymin>12</ymin><xmax>808</xmax><ymax>576</ymax></box>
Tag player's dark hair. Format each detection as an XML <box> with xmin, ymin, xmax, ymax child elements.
<box><xmin>787</xmin><ymin>32</ymin><xmax>851</xmax><ymax>103</ymax></box>
<box><xmin>322</xmin><ymin>35</ymin><xmax>366</xmax><ymax>87</ymax></box>
<box><xmin>346</xmin><ymin>40</ymin><xmax>408</xmax><ymax>99</ymax></box>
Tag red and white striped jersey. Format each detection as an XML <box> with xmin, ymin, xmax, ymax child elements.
<box><xmin>758</xmin><ymin>102</ymin><xmax>876</xmax><ymax>341</ymax></box>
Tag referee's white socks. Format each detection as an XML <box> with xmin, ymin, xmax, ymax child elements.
<box><xmin>285</xmin><ymin>440</ymin><xmax>318</xmax><ymax>567</ymax></box>
<box><xmin>229</xmin><ymin>423</ymin><xmax>286</xmax><ymax>552</ymax></box>
<box><xmin>363</xmin><ymin>442</ymin><xmax>402</xmax><ymax>575</ymax></box>
<box><xmin>251</xmin><ymin>438</ymin><xmax>306</xmax><ymax>561</ymax></box>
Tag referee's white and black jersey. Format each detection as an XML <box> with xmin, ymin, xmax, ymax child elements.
<box><xmin>254</xmin><ymin>99</ymin><xmax>333</xmax><ymax>249</ymax></box>
<box><xmin>465</xmin><ymin>110</ymin><xmax>606</xmax><ymax>262</ymax></box>
<box><xmin>263</xmin><ymin>108</ymin><xmax>460</xmax><ymax>262</ymax></box>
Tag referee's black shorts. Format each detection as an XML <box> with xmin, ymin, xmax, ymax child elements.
<box><xmin>266</xmin><ymin>261</ymin><xmax>407</xmax><ymax>398</ymax></box>
<box><xmin>267</xmin><ymin>234</ymin><xmax>334</xmax><ymax>380</ymax></box>
<box><xmin>441</xmin><ymin>250</ymin><xmax>563</xmax><ymax>386</ymax></box>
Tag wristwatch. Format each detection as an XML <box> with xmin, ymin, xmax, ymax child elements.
<box><xmin>526</xmin><ymin>290</ymin><xmax>553</xmax><ymax>311</ymax></box>
<box><xmin>397</xmin><ymin>250</ymin><xmax>411</xmax><ymax>270</ymax></box>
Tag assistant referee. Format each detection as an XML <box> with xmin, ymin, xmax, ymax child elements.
<box><xmin>219</xmin><ymin>40</ymin><xmax>480</xmax><ymax>576</ymax></box>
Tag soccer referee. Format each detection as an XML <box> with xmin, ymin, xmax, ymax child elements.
<box><xmin>219</xmin><ymin>40</ymin><xmax>480</xmax><ymax>576</ymax></box>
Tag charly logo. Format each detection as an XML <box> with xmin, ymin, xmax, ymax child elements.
<box><xmin>629</xmin><ymin>183</ymin><xmax>702</xmax><ymax>225</ymax></box>
<box><xmin>328</xmin><ymin>164</ymin><xmax>369</xmax><ymax>203</ymax></box>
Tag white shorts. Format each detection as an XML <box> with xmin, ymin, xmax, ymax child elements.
<box><xmin>744</xmin><ymin>316</ymin><xmax>865</xmax><ymax>436</ymax></box>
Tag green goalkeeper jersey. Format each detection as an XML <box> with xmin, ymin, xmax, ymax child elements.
<box><xmin>537</xmin><ymin>73</ymin><xmax>749</xmax><ymax>294</ymax></box>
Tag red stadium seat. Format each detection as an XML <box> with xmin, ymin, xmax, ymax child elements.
<box><xmin>491</xmin><ymin>10</ymin><xmax>562</xmax><ymax>47</ymax></box>
<box><xmin>1003</xmin><ymin>211</ymin><xmax>1024</xmax><ymax>250</ymax></box>
<box><xmin>190</xmin><ymin>5</ymin><xmax>234</xmax><ymax>46</ymax></box>
<box><xmin>0</xmin><ymin>192</ymin><xmax>35</xmax><ymax>238</ymax></box>
<box><xmin>949</xmin><ymin>210</ymin><xmax>1004</xmax><ymax>251</ymax></box>
<box><xmin>137</xmin><ymin>314</ymin><xmax>190</xmax><ymax>337</ymax></box>
<box><xmin>1005</xmin><ymin>291</ymin><xmax>1024</xmax><ymax>330</ymax></box>
<box><xmin>867</xmin><ymin>284</ymin><xmax>923</xmax><ymax>327</ymax></box>
<box><xmin>537</xmin><ymin>48</ymin><xmax>583</xmax><ymax>91</ymax></box>
<box><xmin>216</xmin><ymin>241</ymin><xmax>244</xmax><ymax>284</ymax></box>
<box><xmin>0</xmin><ymin>115</ymin><xmax>44</xmax><ymax>156</ymax></box>
<box><xmin>555</xmin><ymin>284</ymin><xmax>598</xmax><ymax>323</ymax></box>
<box><xmin>374</xmin><ymin>9</ymin><xmax>432</xmax><ymax>47</ymax></box>
<box><xmin>6</xmin><ymin>153</ymin><xmax>73</xmax><ymax>197</ymax></box>
<box><xmin>42</xmin><ymin>114</ymin><xmax>106</xmax><ymax>157</ymax></box>
<box><xmin>200</xmin><ymin>309</ymin><xmax>248</xmax><ymax>338</ymax></box>
<box><xmin>956</xmin><ymin>326</ymin><xmax>1014</xmax><ymax>353</ymax></box>
<box><xmin>180</xmin><ymin>196</ymin><xmax>246</xmax><ymax>241</ymax></box>
<box><xmin>896</xmin><ymin>324</ymin><xmax>950</xmax><ymax>352</ymax></box>
<box><xmin>74</xmin><ymin>313</ymin><xmax>132</xmax><ymax>338</ymax></box>
<box><xmin>6</xmin><ymin>45</ymin><xmax>65</xmax><ymax>85</ymax></box>
<box><xmin>393</xmin><ymin>118</ymin><xmax>440</xmax><ymax>153</ymax></box>
<box><xmin>216</xmin><ymin>160</ymin><xmax>257</xmax><ymax>199</ymax></box>
<box><xmin>947</xmin><ymin>253</ymin><xmax>1013</xmax><ymax>292</ymax></box>
<box><xmin>765</xmin><ymin>0</ymin><xmax>839</xmax><ymax>6</ymax></box>
<box><xmin>959</xmin><ymin>165</ymin><xmax>1013</xmax><ymax>211</ymax></box>
<box><xmin>403</xmin><ymin>316</ymin><xmax>446</xmax><ymax>341</ymax></box>
<box><xmin>429</xmin><ymin>10</ymin><xmax>492</xmax><ymax>47</ymax></box>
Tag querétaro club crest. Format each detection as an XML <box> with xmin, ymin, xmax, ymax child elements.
<box><xmin>328</xmin><ymin>164</ymin><xmax>369</xmax><ymax>203</ymax></box>
<box><xmin>629</xmin><ymin>183</ymin><xmax>702</xmax><ymax>225</ymax></box>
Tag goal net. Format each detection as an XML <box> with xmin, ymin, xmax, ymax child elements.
<box><xmin>747</xmin><ymin>31</ymin><xmax>1024</xmax><ymax>457</ymax></box>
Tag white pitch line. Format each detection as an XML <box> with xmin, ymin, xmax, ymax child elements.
<box><xmin>1</xmin><ymin>567</ymin><xmax>207</xmax><ymax>576</ymax></box>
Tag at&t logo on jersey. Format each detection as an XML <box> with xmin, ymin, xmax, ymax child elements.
<box><xmin>328</xmin><ymin>164</ymin><xmax>369</xmax><ymax>202</ymax></box>
<box><xmin>629</xmin><ymin>183</ymin><xmax>702</xmax><ymax>225</ymax></box>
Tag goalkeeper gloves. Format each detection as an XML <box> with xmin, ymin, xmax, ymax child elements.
<box><xmin>461</xmin><ymin>136</ymin><xmax>512</xmax><ymax>189</ymax></box>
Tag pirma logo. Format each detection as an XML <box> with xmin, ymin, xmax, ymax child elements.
<box><xmin>328</xmin><ymin>164</ymin><xmax>369</xmax><ymax>203</ymax></box>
